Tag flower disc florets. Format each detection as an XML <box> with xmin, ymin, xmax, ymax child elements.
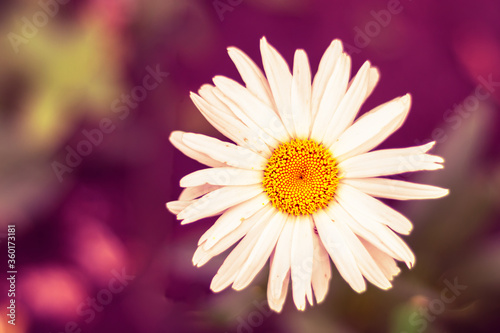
<box><xmin>263</xmin><ymin>139</ymin><xmax>339</xmax><ymax>215</ymax></box>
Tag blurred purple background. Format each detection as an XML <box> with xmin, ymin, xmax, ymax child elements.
<box><xmin>1</xmin><ymin>0</ymin><xmax>499</xmax><ymax>332</ymax></box>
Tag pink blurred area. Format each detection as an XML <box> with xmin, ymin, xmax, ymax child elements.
<box><xmin>0</xmin><ymin>0</ymin><xmax>499</xmax><ymax>332</ymax></box>
<box><xmin>68</xmin><ymin>219</ymin><xmax>127</xmax><ymax>283</ymax></box>
<box><xmin>20</xmin><ymin>266</ymin><xmax>86</xmax><ymax>321</ymax></box>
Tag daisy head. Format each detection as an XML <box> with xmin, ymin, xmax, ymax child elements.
<box><xmin>167</xmin><ymin>37</ymin><xmax>448</xmax><ymax>312</ymax></box>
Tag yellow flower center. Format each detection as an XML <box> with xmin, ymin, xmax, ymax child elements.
<box><xmin>263</xmin><ymin>139</ymin><xmax>339</xmax><ymax>216</ymax></box>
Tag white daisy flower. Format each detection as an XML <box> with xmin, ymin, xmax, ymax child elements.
<box><xmin>166</xmin><ymin>37</ymin><xmax>448</xmax><ymax>312</ymax></box>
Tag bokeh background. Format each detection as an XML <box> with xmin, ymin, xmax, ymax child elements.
<box><xmin>1</xmin><ymin>0</ymin><xmax>499</xmax><ymax>332</ymax></box>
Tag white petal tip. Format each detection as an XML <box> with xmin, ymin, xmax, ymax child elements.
<box><xmin>268</xmin><ymin>303</ymin><xmax>284</xmax><ymax>313</ymax></box>
<box><xmin>212</xmin><ymin>75</ymin><xmax>225</xmax><ymax>85</ymax></box>
<box><xmin>196</xmin><ymin>259</ymin><xmax>209</xmax><ymax>267</ymax></box>
<box><xmin>397</xmin><ymin>227</ymin><xmax>413</xmax><ymax>236</ymax></box>
<box><xmin>197</xmin><ymin>84</ymin><xmax>213</xmax><ymax>95</ymax></box>
<box><xmin>231</xmin><ymin>284</ymin><xmax>245</xmax><ymax>291</ymax></box>
<box><xmin>169</xmin><ymin>131</ymin><xmax>183</xmax><ymax>142</ymax></box>
<box><xmin>210</xmin><ymin>278</ymin><xmax>226</xmax><ymax>293</ymax></box>
<box><xmin>353</xmin><ymin>284</ymin><xmax>367</xmax><ymax>293</ymax></box>
<box><xmin>293</xmin><ymin>299</ymin><xmax>306</xmax><ymax>311</ymax></box>
<box><xmin>192</xmin><ymin>256</ymin><xmax>201</xmax><ymax>266</ymax></box>
<box><xmin>380</xmin><ymin>283</ymin><xmax>393</xmax><ymax>290</ymax></box>
<box><xmin>400</xmin><ymin>94</ymin><xmax>412</xmax><ymax>105</ymax></box>
<box><xmin>295</xmin><ymin>49</ymin><xmax>307</xmax><ymax>57</ymax></box>
<box><xmin>189</xmin><ymin>92</ymin><xmax>203</xmax><ymax>105</ymax></box>
<box><xmin>331</xmin><ymin>39</ymin><xmax>342</xmax><ymax>47</ymax></box>
<box><xmin>427</xmin><ymin>141</ymin><xmax>437</xmax><ymax>149</ymax></box>
<box><xmin>210</xmin><ymin>287</ymin><xmax>223</xmax><ymax>293</ymax></box>
<box><xmin>315</xmin><ymin>295</ymin><xmax>326</xmax><ymax>304</ymax></box>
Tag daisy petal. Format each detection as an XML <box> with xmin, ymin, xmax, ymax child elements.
<box><xmin>200</xmin><ymin>192</ymin><xmax>269</xmax><ymax>249</ymax></box>
<box><xmin>338</xmin><ymin>143</ymin><xmax>444</xmax><ymax>178</ymax></box>
<box><xmin>190</xmin><ymin>91</ymin><xmax>245</xmax><ymax>146</ymax></box>
<box><xmin>267</xmin><ymin>268</ymin><xmax>290</xmax><ymax>313</ymax></box>
<box><xmin>193</xmin><ymin>204</ymin><xmax>269</xmax><ymax>267</ymax></box>
<box><xmin>260</xmin><ymin>37</ymin><xmax>295</xmax><ymax>137</ymax></box>
<box><xmin>232</xmin><ymin>211</ymin><xmax>287</xmax><ymax>290</ymax></box>
<box><xmin>306</xmin><ymin>285</ymin><xmax>314</xmax><ymax>307</ymax></box>
<box><xmin>311</xmin><ymin>40</ymin><xmax>343</xmax><ymax>121</ymax></box>
<box><xmin>198</xmin><ymin>84</ymin><xmax>274</xmax><ymax>153</ymax></box>
<box><xmin>170</xmin><ymin>131</ymin><xmax>226</xmax><ymax>168</ymax></box>
<box><xmin>210</xmin><ymin>206</ymin><xmax>274</xmax><ymax>292</ymax></box>
<box><xmin>366</xmin><ymin>67</ymin><xmax>380</xmax><ymax>99</ymax></box>
<box><xmin>227</xmin><ymin>46</ymin><xmax>275</xmax><ymax>108</ymax></box>
<box><xmin>166</xmin><ymin>200</ymin><xmax>191</xmax><ymax>215</ymax></box>
<box><xmin>330</xmin><ymin>94</ymin><xmax>412</xmax><ymax>161</ymax></box>
<box><xmin>321</xmin><ymin>61</ymin><xmax>371</xmax><ymax>147</ymax></box>
<box><xmin>291</xmin><ymin>50</ymin><xmax>312</xmax><ymax>139</ymax></box>
<box><xmin>360</xmin><ymin>238</ymin><xmax>401</xmax><ymax>281</ymax></box>
<box><xmin>178</xmin><ymin>184</ymin><xmax>221</xmax><ymax>201</ymax></box>
<box><xmin>333</xmin><ymin>193</ymin><xmax>415</xmax><ymax>268</ymax></box>
<box><xmin>190</xmin><ymin>91</ymin><xmax>271</xmax><ymax>157</ymax></box>
<box><xmin>310</xmin><ymin>53</ymin><xmax>351</xmax><ymax>142</ymax></box>
<box><xmin>182</xmin><ymin>132</ymin><xmax>268</xmax><ymax>170</ymax></box>
<box><xmin>335</xmin><ymin>183</ymin><xmax>413</xmax><ymax>234</ymax></box>
<box><xmin>213</xmin><ymin>76</ymin><xmax>289</xmax><ymax>142</ymax></box>
<box><xmin>332</xmin><ymin>214</ymin><xmax>392</xmax><ymax>290</ymax></box>
<box><xmin>314</xmin><ymin>209</ymin><xmax>366</xmax><ymax>293</ymax></box>
<box><xmin>199</xmin><ymin>84</ymin><xmax>273</xmax><ymax>155</ymax></box>
<box><xmin>291</xmin><ymin>215</ymin><xmax>314</xmax><ymax>310</ymax></box>
<box><xmin>198</xmin><ymin>84</ymin><xmax>235</xmax><ymax>115</ymax></box>
<box><xmin>326</xmin><ymin>201</ymin><xmax>404</xmax><ymax>263</ymax></box>
<box><xmin>342</xmin><ymin>178</ymin><xmax>449</xmax><ymax>200</ymax></box>
<box><xmin>193</xmin><ymin>220</ymin><xmax>253</xmax><ymax>268</ymax></box>
<box><xmin>177</xmin><ymin>185</ymin><xmax>263</xmax><ymax>224</ymax></box>
<box><xmin>311</xmin><ymin>230</ymin><xmax>331</xmax><ymax>303</ymax></box>
<box><xmin>180</xmin><ymin>167</ymin><xmax>263</xmax><ymax>187</ymax></box>
<box><xmin>211</xmin><ymin>85</ymin><xmax>281</xmax><ymax>149</ymax></box>
<box><xmin>269</xmin><ymin>218</ymin><xmax>294</xmax><ymax>300</ymax></box>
